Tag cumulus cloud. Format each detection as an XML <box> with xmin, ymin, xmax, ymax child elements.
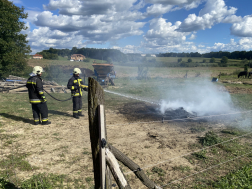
<box><xmin>231</xmin><ymin>15</ymin><xmax>252</xmax><ymax>37</ymax></box>
<box><xmin>112</xmin><ymin>45</ymin><xmax>142</xmax><ymax>54</ymax></box>
<box><xmin>26</xmin><ymin>27</ymin><xmax>84</xmax><ymax>53</ymax></box>
<box><xmin>146</xmin><ymin>4</ymin><xmax>173</xmax><ymax>16</ymax></box>
<box><xmin>142</xmin><ymin>17</ymin><xmax>193</xmax><ymax>52</ymax></box>
<box><xmin>189</xmin><ymin>33</ymin><xmax>196</xmax><ymax>40</ymax></box>
<box><xmin>177</xmin><ymin>0</ymin><xmax>238</xmax><ymax>32</ymax></box>
<box><xmin>145</xmin><ymin>0</ymin><xmax>203</xmax><ymax>8</ymax></box>
<box><xmin>199</xmin><ymin>38</ymin><xmax>252</xmax><ymax>53</ymax></box>
<box><xmin>145</xmin><ymin>0</ymin><xmax>203</xmax><ymax>16</ymax></box>
<box><xmin>44</xmin><ymin>0</ymin><xmax>138</xmax><ymax>16</ymax></box>
<box><xmin>24</xmin><ymin>0</ymin><xmax>146</xmax><ymax>51</ymax></box>
<box><xmin>23</xmin><ymin>0</ymin><xmax>252</xmax><ymax>54</ymax></box>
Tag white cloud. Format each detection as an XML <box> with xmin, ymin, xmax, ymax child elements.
<box><xmin>23</xmin><ymin>0</ymin><xmax>252</xmax><ymax>54</ymax></box>
<box><xmin>200</xmin><ymin>38</ymin><xmax>252</xmax><ymax>53</ymax></box>
<box><xmin>177</xmin><ymin>0</ymin><xmax>238</xmax><ymax>32</ymax></box>
<box><xmin>11</xmin><ymin>0</ymin><xmax>22</xmax><ymax>4</ymax></box>
<box><xmin>189</xmin><ymin>33</ymin><xmax>196</xmax><ymax>40</ymax></box>
<box><xmin>26</xmin><ymin>27</ymin><xmax>84</xmax><ymax>53</ymax></box>
<box><xmin>27</xmin><ymin>0</ymin><xmax>145</xmax><ymax>49</ymax></box>
<box><xmin>44</xmin><ymin>0</ymin><xmax>138</xmax><ymax>16</ymax></box>
<box><xmin>145</xmin><ymin>0</ymin><xmax>203</xmax><ymax>8</ymax></box>
<box><xmin>143</xmin><ymin>18</ymin><xmax>190</xmax><ymax>48</ymax></box>
<box><xmin>222</xmin><ymin>15</ymin><xmax>242</xmax><ymax>23</ymax></box>
<box><xmin>25</xmin><ymin>10</ymin><xmax>40</xmax><ymax>23</ymax></box>
<box><xmin>231</xmin><ymin>15</ymin><xmax>252</xmax><ymax>37</ymax></box>
<box><xmin>112</xmin><ymin>45</ymin><xmax>142</xmax><ymax>54</ymax></box>
<box><xmin>146</xmin><ymin>4</ymin><xmax>173</xmax><ymax>16</ymax></box>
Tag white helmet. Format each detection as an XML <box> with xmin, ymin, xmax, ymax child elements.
<box><xmin>73</xmin><ymin>68</ymin><xmax>82</xmax><ymax>74</ymax></box>
<box><xmin>33</xmin><ymin>66</ymin><xmax>44</xmax><ymax>75</ymax></box>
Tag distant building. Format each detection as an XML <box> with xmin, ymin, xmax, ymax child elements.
<box><xmin>33</xmin><ymin>54</ymin><xmax>43</xmax><ymax>59</ymax></box>
<box><xmin>141</xmin><ymin>54</ymin><xmax>156</xmax><ymax>57</ymax></box>
<box><xmin>71</xmin><ymin>54</ymin><xmax>85</xmax><ymax>61</ymax></box>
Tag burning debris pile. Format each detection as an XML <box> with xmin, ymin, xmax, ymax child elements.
<box><xmin>161</xmin><ymin>107</ymin><xmax>197</xmax><ymax>120</ymax></box>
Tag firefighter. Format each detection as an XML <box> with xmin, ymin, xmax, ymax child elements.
<box><xmin>67</xmin><ymin>68</ymin><xmax>88</xmax><ymax>119</ymax></box>
<box><xmin>26</xmin><ymin>66</ymin><xmax>51</xmax><ymax>125</ymax></box>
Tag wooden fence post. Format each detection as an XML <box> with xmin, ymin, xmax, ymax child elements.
<box><xmin>88</xmin><ymin>77</ymin><xmax>107</xmax><ymax>189</ymax></box>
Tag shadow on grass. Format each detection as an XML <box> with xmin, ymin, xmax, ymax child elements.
<box><xmin>0</xmin><ymin>178</ymin><xmax>19</xmax><ymax>189</ymax></box>
<box><xmin>48</xmin><ymin>110</ymin><xmax>72</xmax><ymax>117</ymax></box>
<box><xmin>0</xmin><ymin>113</ymin><xmax>33</xmax><ymax>124</ymax></box>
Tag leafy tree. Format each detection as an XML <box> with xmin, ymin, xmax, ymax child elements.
<box><xmin>0</xmin><ymin>0</ymin><xmax>31</xmax><ymax>78</ymax></box>
<box><xmin>219</xmin><ymin>56</ymin><xmax>228</xmax><ymax>67</ymax></box>
<box><xmin>188</xmin><ymin>58</ymin><xmax>192</xmax><ymax>63</ymax></box>
<box><xmin>178</xmin><ymin>58</ymin><xmax>182</xmax><ymax>63</ymax></box>
<box><xmin>210</xmin><ymin>57</ymin><xmax>215</xmax><ymax>63</ymax></box>
<box><xmin>203</xmin><ymin>59</ymin><xmax>206</xmax><ymax>63</ymax></box>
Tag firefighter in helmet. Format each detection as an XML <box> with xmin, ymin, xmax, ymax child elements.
<box><xmin>67</xmin><ymin>68</ymin><xmax>88</xmax><ymax>119</ymax></box>
<box><xmin>26</xmin><ymin>66</ymin><xmax>51</xmax><ymax>125</ymax></box>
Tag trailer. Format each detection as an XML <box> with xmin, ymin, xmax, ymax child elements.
<box><xmin>92</xmin><ymin>63</ymin><xmax>115</xmax><ymax>86</ymax></box>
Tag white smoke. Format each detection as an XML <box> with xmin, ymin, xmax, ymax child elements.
<box><xmin>160</xmin><ymin>79</ymin><xmax>234</xmax><ymax>116</ymax></box>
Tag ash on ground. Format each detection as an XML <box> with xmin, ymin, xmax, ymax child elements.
<box><xmin>161</xmin><ymin>107</ymin><xmax>197</xmax><ymax>120</ymax></box>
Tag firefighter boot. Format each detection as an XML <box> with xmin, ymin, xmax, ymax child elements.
<box><xmin>34</xmin><ymin>121</ymin><xmax>39</xmax><ymax>125</ymax></box>
<box><xmin>42</xmin><ymin>121</ymin><xmax>51</xmax><ymax>125</ymax></box>
<box><xmin>73</xmin><ymin>113</ymin><xmax>80</xmax><ymax>119</ymax></box>
<box><xmin>78</xmin><ymin>111</ymin><xmax>84</xmax><ymax>117</ymax></box>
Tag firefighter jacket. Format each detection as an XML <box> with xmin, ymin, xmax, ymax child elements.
<box><xmin>26</xmin><ymin>75</ymin><xmax>46</xmax><ymax>104</ymax></box>
<box><xmin>67</xmin><ymin>75</ymin><xmax>84</xmax><ymax>97</ymax></box>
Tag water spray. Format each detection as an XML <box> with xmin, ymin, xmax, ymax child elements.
<box><xmin>104</xmin><ymin>90</ymin><xmax>160</xmax><ymax>105</ymax></box>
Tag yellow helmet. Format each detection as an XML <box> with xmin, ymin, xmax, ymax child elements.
<box><xmin>73</xmin><ymin>68</ymin><xmax>82</xmax><ymax>74</ymax></box>
<box><xmin>33</xmin><ymin>66</ymin><xmax>44</xmax><ymax>74</ymax></box>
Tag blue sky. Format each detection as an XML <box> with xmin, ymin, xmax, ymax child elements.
<box><xmin>12</xmin><ymin>0</ymin><xmax>252</xmax><ymax>54</ymax></box>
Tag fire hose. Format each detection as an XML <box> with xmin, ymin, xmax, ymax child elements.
<box><xmin>0</xmin><ymin>84</ymin><xmax>87</xmax><ymax>102</ymax></box>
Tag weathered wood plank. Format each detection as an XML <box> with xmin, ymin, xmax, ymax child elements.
<box><xmin>106</xmin><ymin>148</ymin><xmax>131</xmax><ymax>189</ymax></box>
<box><xmin>108</xmin><ymin>144</ymin><xmax>162</xmax><ymax>189</ymax></box>
<box><xmin>88</xmin><ymin>77</ymin><xmax>105</xmax><ymax>189</ymax></box>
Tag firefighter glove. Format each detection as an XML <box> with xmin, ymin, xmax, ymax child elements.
<box><xmin>41</xmin><ymin>96</ymin><xmax>47</xmax><ymax>103</ymax></box>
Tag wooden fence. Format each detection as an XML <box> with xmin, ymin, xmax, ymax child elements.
<box><xmin>88</xmin><ymin>77</ymin><xmax>161</xmax><ymax>189</ymax></box>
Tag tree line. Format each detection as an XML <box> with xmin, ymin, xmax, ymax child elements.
<box><xmin>157</xmin><ymin>51</ymin><xmax>252</xmax><ymax>60</ymax></box>
<box><xmin>38</xmin><ymin>47</ymin><xmax>128</xmax><ymax>62</ymax></box>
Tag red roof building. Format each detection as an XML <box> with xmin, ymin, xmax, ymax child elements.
<box><xmin>33</xmin><ymin>54</ymin><xmax>43</xmax><ymax>59</ymax></box>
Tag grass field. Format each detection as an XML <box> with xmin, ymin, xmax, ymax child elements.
<box><xmin>1</xmin><ymin>58</ymin><xmax>252</xmax><ymax>188</ymax></box>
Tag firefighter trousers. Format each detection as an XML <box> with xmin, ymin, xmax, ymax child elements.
<box><xmin>73</xmin><ymin>96</ymin><xmax>82</xmax><ymax>115</ymax></box>
<box><xmin>32</xmin><ymin>103</ymin><xmax>48</xmax><ymax>123</ymax></box>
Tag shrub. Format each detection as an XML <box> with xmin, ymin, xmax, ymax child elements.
<box><xmin>219</xmin><ymin>56</ymin><xmax>228</xmax><ymax>67</ymax></box>
<box><xmin>199</xmin><ymin>131</ymin><xmax>221</xmax><ymax>146</ymax></box>
<box><xmin>210</xmin><ymin>57</ymin><xmax>215</xmax><ymax>63</ymax></box>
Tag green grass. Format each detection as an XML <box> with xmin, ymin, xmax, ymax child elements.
<box><xmin>213</xmin><ymin>161</ymin><xmax>252</xmax><ymax>188</ymax></box>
